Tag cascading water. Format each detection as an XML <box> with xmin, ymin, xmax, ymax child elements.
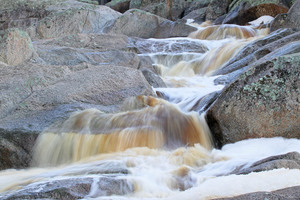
<box><xmin>1</xmin><ymin>22</ymin><xmax>300</xmax><ymax>200</ymax></box>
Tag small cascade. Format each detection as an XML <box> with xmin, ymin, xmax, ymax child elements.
<box><xmin>189</xmin><ymin>24</ymin><xmax>261</xmax><ymax>40</ymax></box>
<box><xmin>32</xmin><ymin>96</ymin><xmax>212</xmax><ymax>167</ymax></box>
<box><xmin>152</xmin><ymin>22</ymin><xmax>269</xmax><ymax>112</ymax></box>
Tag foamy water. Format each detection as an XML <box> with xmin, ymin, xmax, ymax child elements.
<box><xmin>1</xmin><ymin>22</ymin><xmax>299</xmax><ymax>200</ymax></box>
<box><xmin>1</xmin><ymin>138</ymin><xmax>300</xmax><ymax>199</ymax></box>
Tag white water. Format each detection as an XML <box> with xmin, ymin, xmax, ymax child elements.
<box><xmin>0</xmin><ymin>22</ymin><xmax>299</xmax><ymax>199</ymax></box>
<box><xmin>1</xmin><ymin>138</ymin><xmax>300</xmax><ymax>199</ymax></box>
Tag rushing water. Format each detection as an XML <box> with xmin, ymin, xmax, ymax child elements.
<box><xmin>1</xmin><ymin>22</ymin><xmax>300</xmax><ymax>199</ymax></box>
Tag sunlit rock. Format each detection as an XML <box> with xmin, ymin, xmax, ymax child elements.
<box><xmin>207</xmin><ymin>53</ymin><xmax>300</xmax><ymax>148</ymax></box>
<box><xmin>37</xmin><ymin>5</ymin><xmax>121</xmax><ymax>39</ymax></box>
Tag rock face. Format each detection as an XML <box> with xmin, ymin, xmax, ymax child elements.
<box><xmin>207</xmin><ymin>53</ymin><xmax>300</xmax><ymax>148</ymax></box>
<box><xmin>270</xmin><ymin>0</ymin><xmax>300</xmax><ymax>31</ymax></box>
<box><xmin>104</xmin><ymin>9</ymin><xmax>197</xmax><ymax>38</ymax></box>
<box><xmin>0</xmin><ymin>28</ymin><xmax>34</xmax><ymax>65</ymax></box>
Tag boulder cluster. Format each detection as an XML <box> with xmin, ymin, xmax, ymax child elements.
<box><xmin>0</xmin><ymin>0</ymin><xmax>299</xmax><ymax>190</ymax></box>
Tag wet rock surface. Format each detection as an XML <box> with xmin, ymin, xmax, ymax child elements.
<box><xmin>1</xmin><ymin>176</ymin><xmax>133</xmax><ymax>200</ymax></box>
<box><xmin>128</xmin><ymin>37</ymin><xmax>209</xmax><ymax>54</ymax></box>
<box><xmin>233</xmin><ymin>152</ymin><xmax>300</xmax><ymax>175</ymax></box>
<box><xmin>215</xmin><ymin>186</ymin><xmax>300</xmax><ymax>200</ymax></box>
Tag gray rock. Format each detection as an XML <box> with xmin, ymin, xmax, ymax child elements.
<box><xmin>36</xmin><ymin>46</ymin><xmax>141</xmax><ymax>67</ymax></box>
<box><xmin>0</xmin><ymin>62</ymin><xmax>154</xmax><ymax>133</ymax></box>
<box><xmin>37</xmin><ymin>5</ymin><xmax>121</xmax><ymax>39</ymax></box>
<box><xmin>104</xmin><ymin>9</ymin><xmax>197</xmax><ymax>38</ymax></box>
<box><xmin>2</xmin><ymin>178</ymin><xmax>93</xmax><ymax>200</ymax></box>
<box><xmin>91</xmin><ymin>176</ymin><xmax>133</xmax><ymax>197</ymax></box>
<box><xmin>0</xmin><ymin>28</ymin><xmax>34</xmax><ymax>66</ymax></box>
<box><xmin>271</xmin><ymin>0</ymin><xmax>300</xmax><ymax>32</ymax></box>
<box><xmin>141</xmin><ymin>68</ymin><xmax>167</xmax><ymax>88</ymax></box>
<box><xmin>206</xmin><ymin>0</ymin><xmax>232</xmax><ymax>21</ymax></box>
<box><xmin>215</xmin><ymin>186</ymin><xmax>300</xmax><ymax>200</ymax></box>
<box><xmin>206</xmin><ymin>53</ymin><xmax>300</xmax><ymax>148</ymax></box>
<box><xmin>184</xmin><ymin>0</ymin><xmax>210</xmax><ymax>16</ymax></box>
<box><xmin>183</xmin><ymin>8</ymin><xmax>207</xmax><ymax>24</ymax></box>
<box><xmin>38</xmin><ymin>33</ymin><xmax>129</xmax><ymax>51</ymax></box>
<box><xmin>234</xmin><ymin>152</ymin><xmax>300</xmax><ymax>175</ymax></box>
<box><xmin>0</xmin><ymin>0</ymin><xmax>118</xmax><ymax>39</ymax></box>
<box><xmin>0</xmin><ymin>129</ymin><xmax>38</xmax><ymax>170</ymax></box>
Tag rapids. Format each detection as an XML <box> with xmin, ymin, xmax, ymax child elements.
<box><xmin>1</xmin><ymin>21</ymin><xmax>299</xmax><ymax>200</ymax></box>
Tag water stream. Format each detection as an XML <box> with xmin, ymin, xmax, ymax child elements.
<box><xmin>0</xmin><ymin>22</ymin><xmax>300</xmax><ymax>199</ymax></box>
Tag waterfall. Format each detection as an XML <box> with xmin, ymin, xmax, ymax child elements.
<box><xmin>1</xmin><ymin>22</ymin><xmax>300</xmax><ymax>200</ymax></box>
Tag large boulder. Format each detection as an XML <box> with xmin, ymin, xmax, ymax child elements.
<box><xmin>0</xmin><ymin>0</ymin><xmax>115</xmax><ymax>39</ymax></box>
<box><xmin>0</xmin><ymin>61</ymin><xmax>155</xmax><ymax>140</ymax></box>
<box><xmin>207</xmin><ymin>52</ymin><xmax>300</xmax><ymax>148</ymax></box>
<box><xmin>0</xmin><ymin>28</ymin><xmax>34</xmax><ymax>66</ymax></box>
<box><xmin>270</xmin><ymin>0</ymin><xmax>300</xmax><ymax>32</ymax></box>
<box><xmin>37</xmin><ymin>5</ymin><xmax>121</xmax><ymax>39</ymax></box>
<box><xmin>104</xmin><ymin>9</ymin><xmax>197</xmax><ymax>38</ymax></box>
